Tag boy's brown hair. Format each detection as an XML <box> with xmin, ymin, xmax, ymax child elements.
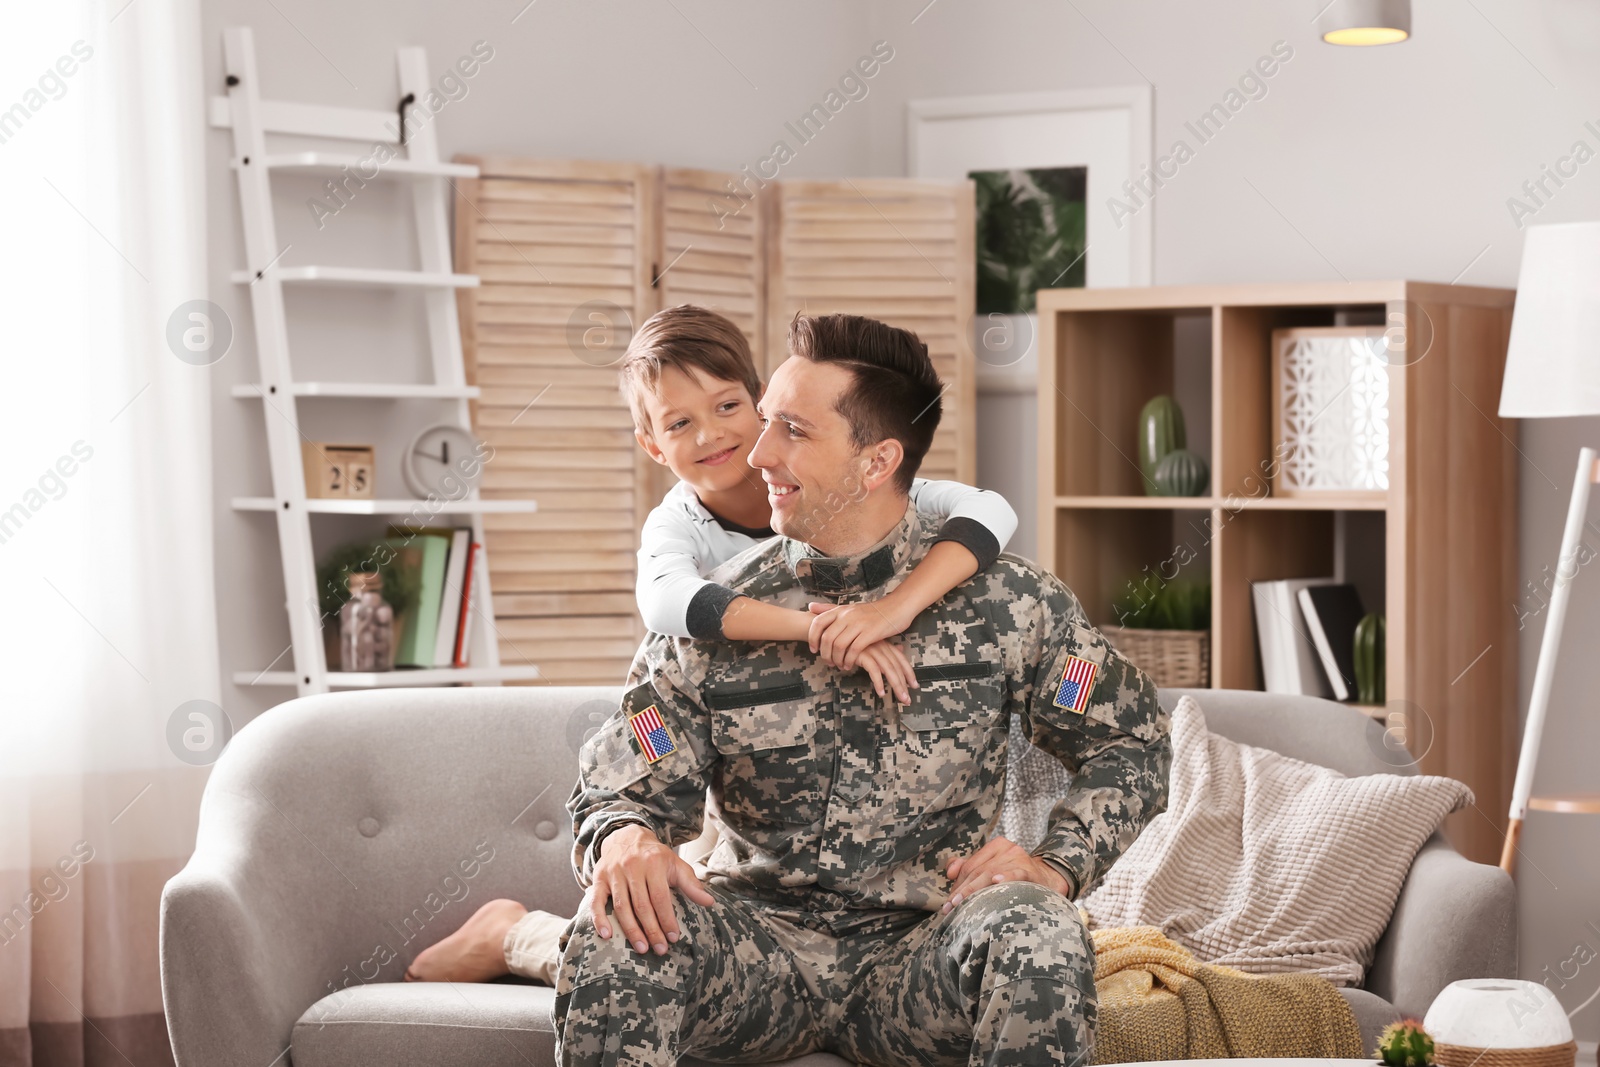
<box><xmin>619</xmin><ymin>305</ymin><xmax>761</xmax><ymax>435</ymax></box>
<box><xmin>787</xmin><ymin>312</ymin><xmax>942</xmax><ymax>493</ymax></box>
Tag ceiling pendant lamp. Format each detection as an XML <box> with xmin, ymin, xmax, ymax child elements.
<box><xmin>1317</xmin><ymin>0</ymin><xmax>1411</xmax><ymax>45</ymax></box>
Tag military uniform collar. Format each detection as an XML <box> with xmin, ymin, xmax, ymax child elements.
<box><xmin>783</xmin><ymin>502</ymin><xmax>919</xmax><ymax>596</ymax></box>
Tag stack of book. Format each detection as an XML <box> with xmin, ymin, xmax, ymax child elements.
<box><xmin>385</xmin><ymin>525</ymin><xmax>481</xmax><ymax>670</ymax></box>
<box><xmin>1251</xmin><ymin>578</ymin><xmax>1368</xmax><ymax>700</ymax></box>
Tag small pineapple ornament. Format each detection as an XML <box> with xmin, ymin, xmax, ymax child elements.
<box><xmin>1377</xmin><ymin>1019</ymin><xmax>1435</xmax><ymax>1067</ymax></box>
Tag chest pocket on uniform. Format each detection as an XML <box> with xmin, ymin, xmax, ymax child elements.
<box><xmin>703</xmin><ymin>682</ymin><xmax>825</xmax><ymax>827</ymax></box>
<box><xmin>892</xmin><ymin>660</ymin><xmax>1006</xmax><ymax>820</ymax></box>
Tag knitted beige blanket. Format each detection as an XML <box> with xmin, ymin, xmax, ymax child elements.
<box><xmin>1091</xmin><ymin>925</ymin><xmax>1362</xmax><ymax>1063</ymax></box>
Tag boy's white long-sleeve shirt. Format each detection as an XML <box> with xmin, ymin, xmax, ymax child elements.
<box><xmin>635</xmin><ymin>478</ymin><xmax>1019</xmax><ymax>639</ymax></box>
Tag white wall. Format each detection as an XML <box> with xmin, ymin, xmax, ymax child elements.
<box><xmin>860</xmin><ymin>0</ymin><xmax>1600</xmax><ymax>1028</ymax></box>
<box><xmin>202</xmin><ymin>0</ymin><xmax>884</xmax><ymax>728</ymax></box>
<box><xmin>202</xmin><ymin>0</ymin><xmax>1600</xmax><ymax>1031</ymax></box>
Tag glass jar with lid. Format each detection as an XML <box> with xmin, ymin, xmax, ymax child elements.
<box><xmin>339</xmin><ymin>571</ymin><xmax>394</xmax><ymax>672</ymax></box>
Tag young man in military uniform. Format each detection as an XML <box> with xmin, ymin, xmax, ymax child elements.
<box><xmin>559</xmin><ymin>313</ymin><xmax>1171</xmax><ymax>1067</ymax></box>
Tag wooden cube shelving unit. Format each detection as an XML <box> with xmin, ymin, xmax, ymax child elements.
<box><xmin>1037</xmin><ymin>281</ymin><xmax>1519</xmax><ymax>864</ymax></box>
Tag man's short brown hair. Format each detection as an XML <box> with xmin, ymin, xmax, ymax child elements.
<box><xmin>786</xmin><ymin>313</ymin><xmax>942</xmax><ymax>493</ymax></box>
<box><xmin>618</xmin><ymin>305</ymin><xmax>761</xmax><ymax>435</ymax></box>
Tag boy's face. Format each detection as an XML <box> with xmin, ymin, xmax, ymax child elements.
<box><xmin>635</xmin><ymin>366</ymin><xmax>764</xmax><ymax>496</ymax></box>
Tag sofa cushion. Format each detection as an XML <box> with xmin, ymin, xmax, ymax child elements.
<box><xmin>290</xmin><ymin>980</ymin><xmax>854</xmax><ymax>1067</ymax></box>
<box><xmin>287</xmin><ymin>977</ymin><xmax>1390</xmax><ymax>1067</ymax></box>
<box><xmin>1084</xmin><ymin>695</ymin><xmax>1473</xmax><ymax>986</ymax></box>
<box><xmin>291</xmin><ymin>981</ymin><xmax>558</xmax><ymax>1067</ymax></box>
<box><xmin>1340</xmin><ymin>987</ymin><xmax>1404</xmax><ymax>1057</ymax></box>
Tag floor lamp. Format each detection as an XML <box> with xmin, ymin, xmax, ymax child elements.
<box><xmin>1498</xmin><ymin>220</ymin><xmax>1600</xmax><ymax>874</ymax></box>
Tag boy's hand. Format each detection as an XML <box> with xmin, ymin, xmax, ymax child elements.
<box><xmin>853</xmin><ymin>640</ymin><xmax>917</xmax><ymax>706</ymax></box>
<box><xmin>808</xmin><ymin>600</ymin><xmax>913</xmax><ymax>670</ymax></box>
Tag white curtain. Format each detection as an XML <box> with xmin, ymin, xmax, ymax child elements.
<box><xmin>0</xmin><ymin>0</ymin><xmax>216</xmax><ymax>1063</ymax></box>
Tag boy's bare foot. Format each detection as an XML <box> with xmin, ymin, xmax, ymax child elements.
<box><xmin>403</xmin><ymin>898</ymin><xmax>528</xmax><ymax>983</ymax></box>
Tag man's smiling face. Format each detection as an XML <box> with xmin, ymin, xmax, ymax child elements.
<box><xmin>747</xmin><ymin>356</ymin><xmax>872</xmax><ymax>550</ymax></box>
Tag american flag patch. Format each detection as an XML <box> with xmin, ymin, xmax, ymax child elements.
<box><xmin>1053</xmin><ymin>655</ymin><xmax>1099</xmax><ymax>714</ymax></box>
<box><xmin>628</xmin><ymin>704</ymin><xmax>677</xmax><ymax>763</ymax></box>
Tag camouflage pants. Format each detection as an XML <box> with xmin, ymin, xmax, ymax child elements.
<box><xmin>553</xmin><ymin>879</ymin><xmax>1096</xmax><ymax>1067</ymax></box>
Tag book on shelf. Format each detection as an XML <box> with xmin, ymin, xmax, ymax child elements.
<box><xmin>432</xmin><ymin>528</ymin><xmax>472</xmax><ymax>669</ymax></box>
<box><xmin>375</xmin><ymin>526</ymin><xmax>480</xmax><ymax>670</ymax></box>
<box><xmin>1297</xmin><ymin>583</ymin><xmax>1367</xmax><ymax>702</ymax></box>
<box><xmin>386</xmin><ymin>525</ymin><xmax>453</xmax><ymax>669</ymax></box>
<box><xmin>1250</xmin><ymin>577</ymin><xmax>1338</xmax><ymax>697</ymax></box>
<box><xmin>453</xmin><ymin>541</ymin><xmax>479</xmax><ymax>668</ymax></box>
<box><xmin>374</xmin><ymin>537</ymin><xmax>421</xmax><ymax>666</ymax></box>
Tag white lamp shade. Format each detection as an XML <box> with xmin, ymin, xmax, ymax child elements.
<box><xmin>1317</xmin><ymin>0</ymin><xmax>1411</xmax><ymax>45</ymax></box>
<box><xmin>1501</xmin><ymin>221</ymin><xmax>1600</xmax><ymax>418</ymax></box>
<box><xmin>1424</xmin><ymin>979</ymin><xmax>1574</xmax><ymax>1048</ymax></box>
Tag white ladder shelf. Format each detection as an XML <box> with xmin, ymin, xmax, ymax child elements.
<box><xmin>213</xmin><ymin>27</ymin><xmax>539</xmax><ymax>696</ymax></box>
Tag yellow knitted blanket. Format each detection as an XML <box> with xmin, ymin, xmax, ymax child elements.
<box><xmin>1091</xmin><ymin>926</ymin><xmax>1363</xmax><ymax>1063</ymax></box>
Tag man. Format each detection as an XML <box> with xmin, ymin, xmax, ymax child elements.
<box><xmin>557</xmin><ymin>313</ymin><xmax>1171</xmax><ymax>1066</ymax></box>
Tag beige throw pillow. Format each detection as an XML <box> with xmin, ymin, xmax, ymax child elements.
<box><xmin>1083</xmin><ymin>694</ymin><xmax>1473</xmax><ymax>986</ymax></box>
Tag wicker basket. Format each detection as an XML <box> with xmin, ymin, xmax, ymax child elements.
<box><xmin>1435</xmin><ymin>1042</ymin><xmax>1577</xmax><ymax>1067</ymax></box>
<box><xmin>1100</xmin><ymin>625</ymin><xmax>1210</xmax><ymax>688</ymax></box>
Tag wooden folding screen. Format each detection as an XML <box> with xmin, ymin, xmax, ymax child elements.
<box><xmin>765</xmin><ymin>179</ymin><xmax>976</xmax><ymax>484</ymax></box>
<box><xmin>453</xmin><ymin>158</ymin><xmax>656</xmax><ymax>685</ymax></box>
<box><xmin>454</xmin><ymin>160</ymin><xmax>975</xmax><ymax>685</ymax></box>
<box><xmin>655</xmin><ymin>167</ymin><xmax>767</xmax><ymax>370</ymax></box>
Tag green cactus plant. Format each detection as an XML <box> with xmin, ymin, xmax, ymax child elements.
<box><xmin>1138</xmin><ymin>395</ymin><xmax>1186</xmax><ymax>494</ymax></box>
<box><xmin>1354</xmin><ymin>612</ymin><xmax>1386</xmax><ymax>705</ymax></box>
<box><xmin>1375</xmin><ymin>1018</ymin><xmax>1434</xmax><ymax>1067</ymax></box>
<box><xmin>1151</xmin><ymin>448</ymin><xmax>1210</xmax><ymax>497</ymax></box>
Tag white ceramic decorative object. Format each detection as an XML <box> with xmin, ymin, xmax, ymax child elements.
<box><xmin>1424</xmin><ymin>979</ymin><xmax>1574</xmax><ymax>1049</ymax></box>
<box><xmin>1272</xmin><ymin>327</ymin><xmax>1391</xmax><ymax>496</ymax></box>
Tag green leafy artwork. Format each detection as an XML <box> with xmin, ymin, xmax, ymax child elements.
<box><xmin>971</xmin><ymin>167</ymin><xmax>1087</xmax><ymax>314</ymax></box>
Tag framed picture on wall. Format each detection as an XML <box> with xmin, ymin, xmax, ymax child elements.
<box><xmin>906</xmin><ymin>87</ymin><xmax>1152</xmax><ymax>560</ymax></box>
<box><xmin>906</xmin><ymin>87</ymin><xmax>1152</xmax><ymax>388</ymax></box>
<box><xmin>907</xmin><ymin>87</ymin><xmax>1154</xmax><ymax>295</ymax></box>
<box><xmin>970</xmin><ymin>166</ymin><xmax>1088</xmax><ymax>313</ymax></box>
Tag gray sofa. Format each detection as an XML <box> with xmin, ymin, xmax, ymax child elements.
<box><xmin>160</xmin><ymin>686</ymin><xmax>1515</xmax><ymax>1067</ymax></box>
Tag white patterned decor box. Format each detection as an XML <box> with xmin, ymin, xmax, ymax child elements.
<box><xmin>1271</xmin><ymin>327</ymin><xmax>1390</xmax><ymax>498</ymax></box>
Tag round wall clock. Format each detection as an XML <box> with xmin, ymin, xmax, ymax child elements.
<box><xmin>402</xmin><ymin>423</ymin><xmax>484</xmax><ymax>499</ymax></box>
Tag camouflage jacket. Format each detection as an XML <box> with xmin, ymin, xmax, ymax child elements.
<box><xmin>568</xmin><ymin>502</ymin><xmax>1171</xmax><ymax>916</ymax></box>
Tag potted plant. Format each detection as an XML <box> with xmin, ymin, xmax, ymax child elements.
<box><xmin>1376</xmin><ymin>1019</ymin><xmax>1434</xmax><ymax>1066</ymax></box>
<box><xmin>1104</xmin><ymin>577</ymin><xmax>1211</xmax><ymax>688</ymax></box>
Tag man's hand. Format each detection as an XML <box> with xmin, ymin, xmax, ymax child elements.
<box><xmin>591</xmin><ymin>823</ymin><xmax>716</xmax><ymax>954</ymax></box>
<box><xmin>941</xmin><ymin>836</ymin><xmax>1072</xmax><ymax>915</ymax></box>
<box><xmin>808</xmin><ymin>599</ymin><xmax>914</xmax><ymax>670</ymax></box>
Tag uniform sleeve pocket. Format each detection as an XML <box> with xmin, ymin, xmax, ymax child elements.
<box><xmin>584</xmin><ymin>716</ymin><xmax>652</xmax><ymax>792</ymax></box>
<box><xmin>583</xmin><ymin>704</ymin><xmax>696</xmax><ymax>795</ymax></box>
<box><xmin>1048</xmin><ymin>622</ymin><xmax>1163</xmax><ymax>743</ymax></box>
